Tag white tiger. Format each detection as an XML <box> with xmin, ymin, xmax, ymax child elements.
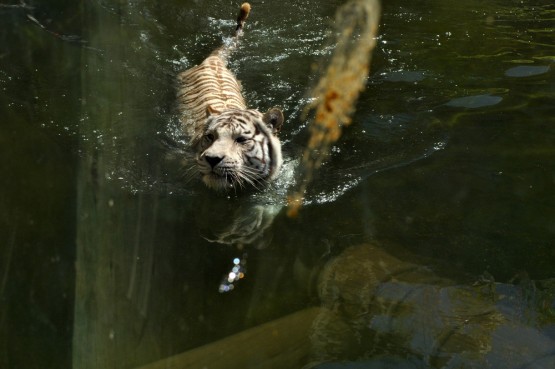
<box><xmin>177</xmin><ymin>3</ymin><xmax>284</xmax><ymax>191</ymax></box>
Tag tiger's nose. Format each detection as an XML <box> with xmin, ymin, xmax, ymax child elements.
<box><xmin>205</xmin><ymin>155</ymin><xmax>223</xmax><ymax>168</ymax></box>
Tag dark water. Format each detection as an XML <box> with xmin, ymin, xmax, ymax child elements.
<box><xmin>1</xmin><ymin>0</ymin><xmax>554</xmax><ymax>368</ymax></box>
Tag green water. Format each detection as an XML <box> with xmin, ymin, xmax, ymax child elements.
<box><xmin>1</xmin><ymin>0</ymin><xmax>554</xmax><ymax>368</ymax></box>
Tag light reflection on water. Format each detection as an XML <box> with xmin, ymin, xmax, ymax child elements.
<box><xmin>0</xmin><ymin>0</ymin><xmax>554</xmax><ymax>368</ymax></box>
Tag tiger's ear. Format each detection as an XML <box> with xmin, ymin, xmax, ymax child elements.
<box><xmin>263</xmin><ymin>107</ymin><xmax>284</xmax><ymax>134</ymax></box>
<box><xmin>206</xmin><ymin>105</ymin><xmax>221</xmax><ymax>118</ymax></box>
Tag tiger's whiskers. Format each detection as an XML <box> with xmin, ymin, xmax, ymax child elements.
<box><xmin>179</xmin><ymin>163</ymin><xmax>200</xmax><ymax>185</ymax></box>
<box><xmin>236</xmin><ymin>166</ymin><xmax>267</xmax><ymax>191</ymax></box>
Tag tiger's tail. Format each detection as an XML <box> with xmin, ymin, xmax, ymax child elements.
<box><xmin>236</xmin><ymin>2</ymin><xmax>251</xmax><ymax>33</ymax></box>
<box><xmin>215</xmin><ymin>3</ymin><xmax>251</xmax><ymax>61</ymax></box>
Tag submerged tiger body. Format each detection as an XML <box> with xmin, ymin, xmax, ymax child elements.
<box><xmin>177</xmin><ymin>3</ymin><xmax>284</xmax><ymax>191</ymax></box>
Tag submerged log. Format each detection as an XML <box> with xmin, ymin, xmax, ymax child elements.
<box><xmin>135</xmin><ymin>308</ymin><xmax>320</xmax><ymax>369</ymax></box>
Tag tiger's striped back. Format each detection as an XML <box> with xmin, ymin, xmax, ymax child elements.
<box><xmin>177</xmin><ymin>53</ymin><xmax>246</xmax><ymax>142</ymax></box>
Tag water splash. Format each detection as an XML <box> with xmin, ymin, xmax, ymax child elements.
<box><xmin>218</xmin><ymin>254</ymin><xmax>248</xmax><ymax>293</ymax></box>
<box><xmin>287</xmin><ymin>0</ymin><xmax>381</xmax><ymax>217</ymax></box>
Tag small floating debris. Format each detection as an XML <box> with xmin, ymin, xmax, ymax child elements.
<box><xmin>505</xmin><ymin>65</ymin><xmax>550</xmax><ymax>78</ymax></box>
<box><xmin>445</xmin><ymin>94</ymin><xmax>502</xmax><ymax>109</ymax></box>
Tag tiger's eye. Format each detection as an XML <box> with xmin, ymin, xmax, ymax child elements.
<box><xmin>235</xmin><ymin>136</ymin><xmax>249</xmax><ymax>144</ymax></box>
<box><xmin>204</xmin><ymin>133</ymin><xmax>215</xmax><ymax>142</ymax></box>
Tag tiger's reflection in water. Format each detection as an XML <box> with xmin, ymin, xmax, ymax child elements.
<box><xmin>193</xmin><ymin>193</ymin><xmax>285</xmax><ymax>292</ymax></box>
<box><xmin>197</xmin><ymin>203</ymin><xmax>281</xmax><ymax>248</ymax></box>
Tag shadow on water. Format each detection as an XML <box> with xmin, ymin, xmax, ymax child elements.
<box><xmin>1</xmin><ymin>0</ymin><xmax>554</xmax><ymax>368</ymax></box>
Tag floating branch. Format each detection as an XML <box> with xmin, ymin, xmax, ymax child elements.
<box><xmin>287</xmin><ymin>0</ymin><xmax>381</xmax><ymax>217</ymax></box>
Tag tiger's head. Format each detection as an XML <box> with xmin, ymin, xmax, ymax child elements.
<box><xmin>194</xmin><ymin>107</ymin><xmax>284</xmax><ymax>191</ymax></box>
